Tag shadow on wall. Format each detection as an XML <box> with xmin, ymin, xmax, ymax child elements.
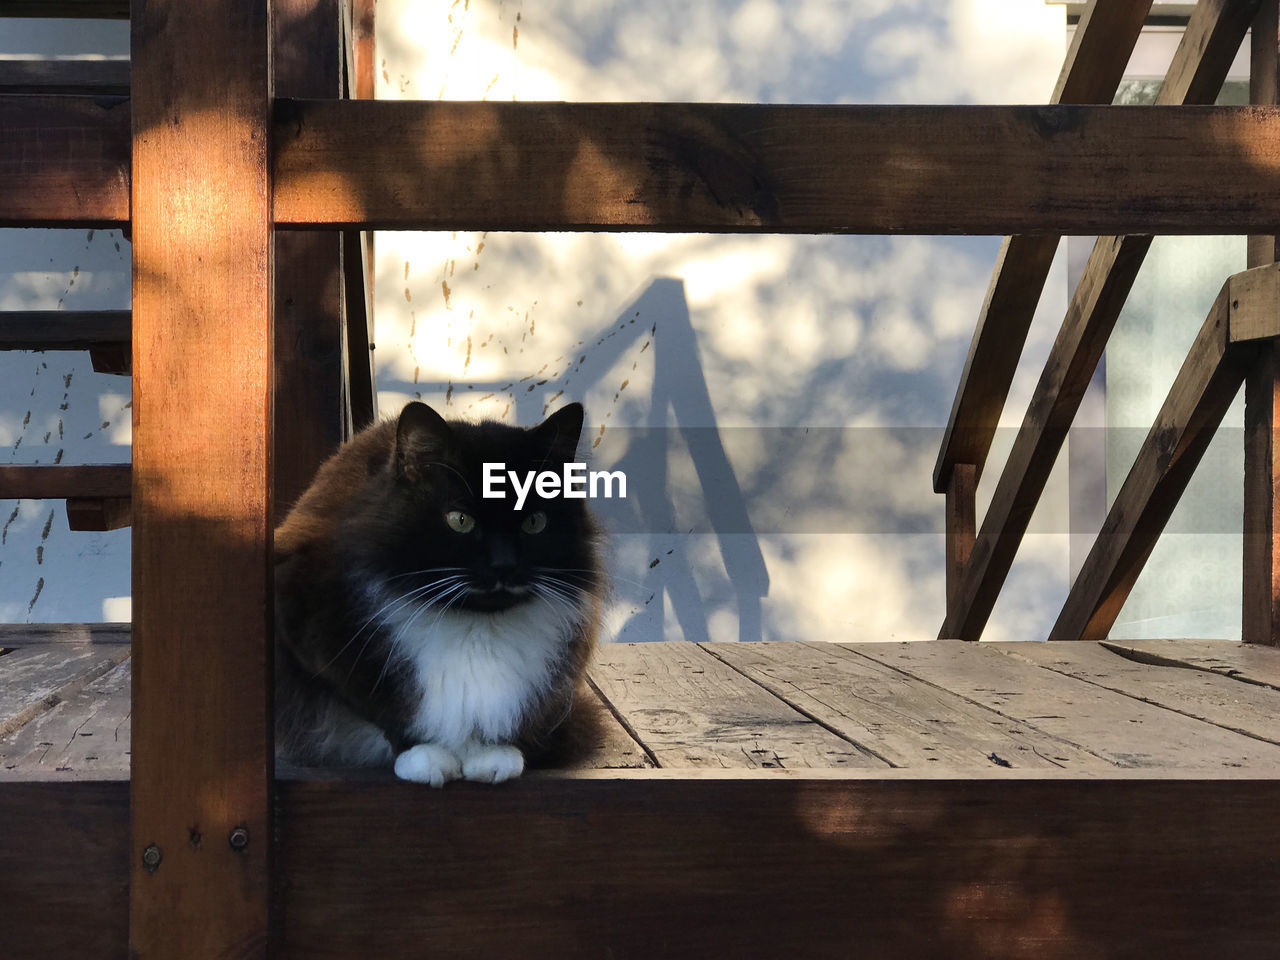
<box><xmin>424</xmin><ymin>277</ymin><xmax>771</xmax><ymax>643</ymax></box>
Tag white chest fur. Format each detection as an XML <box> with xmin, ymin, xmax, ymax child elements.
<box><xmin>376</xmin><ymin>588</ymin><xmax>570</xmax><ymax>749</ymax></box>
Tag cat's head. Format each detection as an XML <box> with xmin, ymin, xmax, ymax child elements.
<box><xmin>347</xmin><ymin>401</ymin><xmax>601</xmax><ymax>615</ymax></box>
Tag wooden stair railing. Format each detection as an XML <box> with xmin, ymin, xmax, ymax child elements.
<box><xmin>1053</xmin><ymin>264</ymin><xmax>1280</xmax><ymax>638</ymax></box>
<box><xmin>938</xmin><ymin>0</ymin><xmax>1262</xmax><ymax>641</ymax></box>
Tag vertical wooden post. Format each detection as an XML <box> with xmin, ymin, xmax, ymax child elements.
<box><xmin>945</xmin><ymin>463</ymin><xmax>977</xmax><ymax>632</ymax></box>
<box><xmin>1244</xmin><ymin>0</ymin><xmax>1280</xmax><ymax>646</ymax></box>
<box><xmin>129</xmin><ymin>0</ymin><xmax>273</xmax><ymax>956</ymax></box>
<box><xmin>274</xmin><ymin>0</ymin><xmax>347</xmax><ymax>511</ymax></box>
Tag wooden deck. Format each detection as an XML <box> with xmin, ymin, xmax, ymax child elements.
<box><xmin>5</xmin><ymin>627</ymin><xmax>1280</xmax><ymax>779</ymax></box>
<box><xmin>6</xmin><ymin>628</ymin><xmax>1280</xmax><ymax>958</ymax></box>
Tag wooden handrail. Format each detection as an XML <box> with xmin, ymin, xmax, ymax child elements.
<box><xmin>939</xmin><ymin>0</ymin><xmax>1257</xmax><ymax>641</ymax></box>
<box><xmin>1053</xmin><ymin>265</ymin><xmax>1280</xmax><ymax>639</ymax></box>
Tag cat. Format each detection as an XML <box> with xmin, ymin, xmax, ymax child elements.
<box><xmin>274</xmin><ymin>400</ymin><xmax>605</xmax><ymax>786</ymax></box>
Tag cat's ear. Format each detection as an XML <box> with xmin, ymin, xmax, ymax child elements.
<box><xmin>532</xmin><ymin>402</ymin><xmax>584</xmax><ymax>463</ymax></box>
<box><xmin>395</xmin><ymin>401</ymin><xmax>453</xmax><ymax>482</ymax></box>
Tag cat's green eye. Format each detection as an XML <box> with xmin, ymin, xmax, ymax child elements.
<box><xmin>445</xmin><ymin>510</ymin><xmax>476</xmax><ymax>534</ymax></box>
<box><xmin>521</xmin><ymin>511</ymin><xmax>548</xmax><ymax>535</ymax></box>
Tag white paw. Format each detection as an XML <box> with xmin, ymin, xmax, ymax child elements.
<box><xmin>394</xmin><ymin>743</ymin><xmax>462</xmax><ymax>787</ymax></box>
<box><xmin>460</xmin><ymin>744</ymin><xmax>524</xmax><ymax>784</ymax></box>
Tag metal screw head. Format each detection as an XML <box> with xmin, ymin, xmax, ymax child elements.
<box><xmin>228</xmin><ymin>826</ymin><xmax>250</xmax><ymax>853</ymax></box>
<box><xmin>141</xmin><ymin>844</ymin><xmax>162</xmax><ymax>874</ymax></box>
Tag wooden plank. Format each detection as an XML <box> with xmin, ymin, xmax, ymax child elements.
<box><xmin>276</xmin><ymin>776</ymin><xmax>1280</xmax><ymax>960</ymax></box>
<box><xmin>1245</xmin><ymin>0</ymin><xmax>1280</xmax><ymax>645</ymax></box>
<box><xmin>349</xmin><ymin>0</ymin><xmax>375</xmax><ymax>102</ymax></box>
<box><xmin>995</xmin><ymin>641</ymin><xmax>1280</xmax><ymax>745</ymax></box>
<box><xmin>544</xmin><ymin>681</ymin><xmax>652</xmax><ymax>771</ymax></box>
<box><xmin>703</xmin><ymin>641</ymin><xmax>1113</xmax><ymax>771</ymax></box>
<box><xmin>272</xmin><ymin>101</ymin><xmax>1280</xmax><ymax>234</ymax></box>
<box><xmin>1102</xmin><ymin>638</ymin><xmax>1280</xmax><ymax>690</ymax></box>
<box><xmin>0</xmin><ymin>464</ymin><xmax>130</xmax><ymax>500</ymax></box>
<box><xmin>840</xmin><ymin>641</ymin><xmax>1280</xmax><ymax>770</ymax></box>
<box><xmin>0</xmin><ymin>94</ymin><xmax>130</xmax><ymax>227</ymax></box>
<box><xmin>0</xmin><ymin>58</ymin><xmax>129</xmax><ymax>96</ymax></box>
<box><xmin>128</xmin><ymin>0</ymin><xmax>273</xmax><ymax>955</ymax></box>
<box><xmin>1051</xmin><ymin>282</ymin><xmax>1252</xmax><ymax>640</ymax></box>
<box><xmin>944</xmin><ymin>462</ymin><xmax>976</xmax><ymax>617</ymax></box>
<box><xmin>342</xmin><ymin>228</ymin><xmax>377</xmax><ymax>430</ymax></box>
<box><xmin>1</xmin><ymin>781</ymin><xmax>129</xmax><ymax>960</ymax></box>
<box><xmin>273</xmin><ymin>0</ymin><xmax>346</xmax><ymax>513</ymax></box>
<box><xmin>933</xmin><ymin>0</ymin><xmax>1151</xmax><ymax>491</ymax></box>
<box><xmin>0</xmin><ymin>0</ymin><xmax>128</xmax><ymax>14</ymax></box>
<box><xmin>0</xmin><ymin>642</ymin><xmax>130</xmax><ymax>738</ymax></box>
<box><xmin>65</xmin><ymin>496</ymin><xmax>131</xmax><ymax>530</ymax></box>
<box><xmin>0</xmin><ymin>309</ymin><xmax>130</xmax><ymax>350</ymax></box>
<box><xmin>587</xmin><ymin>642</ymin><xmax>880</xmax><ymax>770</ymax></box>
<box><xmin>940</xmin><ymin>0</ymin><xmax>1257</xmax><ymax>640</ymax></box>
<box><xmin>0</xmin><ymin>622</ymin><xmax>130</xmax><ymax>645</ymax></box>
<box><xmin>0</xmin><ymin>657</ymin><xmax>131</xmax><ymax>777</ymax></box>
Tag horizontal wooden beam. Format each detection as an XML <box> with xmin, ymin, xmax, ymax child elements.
<box><xmin>273</xmin><ymin>100</ymin><xmax>1280</xmax><ymax>234</ymax></box>
<box><xmin>0</xmin><ymin>59</ymin><xmax>129</xmax><ymax>96</ymax></box>
<box><xmin>0</xmin><ymin>310</ymin><xmax>130</xmax><ymax>350</ymax></box>
<box><xmin>0</xmin><ymin>95</ymin><xmax>129</xmax><ymax>228</ymax></box>
<box><xmin>0</xmin><ymin>0</ymin><xmax>128</xmax><ymax>14</ymax></box>
<box><xmin>0</xmin><ymin>464</ymin><xmax>130</xmax><ymax>500</ymax></box>
<box><xmin>17</xmin><ymin>96</ymin><xmax>1280</xmax><ymax>234</ymax></box>
<box><xmin>1053</xmin><ymin>265</ymin><xmax>1280</xmax><ymax>640</ymax></box>
<box><xmin>933</xmin><ymin>0</ymin><xmax>1255</xmax><ymax>492</ymax></box>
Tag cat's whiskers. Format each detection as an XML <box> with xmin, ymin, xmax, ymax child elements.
<box><xmin>373</xmin><ymin>579</ymin><xmax>472</xmax><ymax>694</ymax></box>
<box><xmin>344</xmin><ymin>576</ymin><xmax>470</xmax><ymax>682</ymax></box>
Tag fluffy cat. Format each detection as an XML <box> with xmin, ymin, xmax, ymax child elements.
<box><xmin>274</xmin><ymin>400</ymin><xmax>605</xmax><ymax>785</ymax></box>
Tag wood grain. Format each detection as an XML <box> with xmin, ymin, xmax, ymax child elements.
<box><xmin>587</xmin><ymin>642</ymin><xmax>880</xmax><ymax>770</ymax></box>
<box><xmin>0</xmin><ymin>643</ymin><xmax>130</xmax><ymax>738</ymax></box>
<box><xmin>1102</xmin><ymin>637</ymin><xmax>1280</xmax><ymax>689</ymax></box>
<box><xmin>1244</xmin><ymin>0</ymin><xmax>1280</xmax><ymax>645</ymax></box>
<box><xmin>933</xmin><ymin>0</ymin><xmax>1151</xmax><ymax>491</ymax></box>
<box><xmin>841</xmin><ymin>641</ymin><xmax>1280</xmax><ymax>770</ymax></box>
<box><xmin>704</xmin><ymin>641</ymin><xmax>1112</xmax><ymax>771</ymax></box>
<box><xmin>0</xmin><ymin>622</ymin><xmax>131</xmax><ymax>646</ymax></box>
<box><xmin>945</xmin><ymin>462</ymin><xmax>976</xmax><ymax>616</ymax></box>
<box><xmin>0</xmin><ymin>309</ymin><xmax>130</xmax><ymax>350</ymax></box>
<box><xmin>1</xmin><ymin>781</ymin><xmax>129</xmax><ymax>960</ymax></box>
<box><xmin>0</xmin><ymin>59</ymin><xmax>129</xmax><ymax>96</ymax></box>
<box><xmin>0</xmin><ymin>658</ymin><xmax>131</xmax><ymax>777</ymax></box>
<box><xmin>272</xmin><ymin>100</ymin><xmax>1280</xmax><ymax>234</ymax></box>
<box><xmin>1051</xmin><ymin>286</ymin><xmax>1249</xmax><ymax>640</ymax></box>
<box><xmin>274</xmin><ymin>0</ymin><xmax>347</xmax><ymax>513</ymax></box>
<box><xmin>994</xmin><ymin>641</ymin><xmax>1280</xmax><ymax>745</ymax></box>
<box><xmin>0</xmin><ymin>94</ymin><xmax>130</xmax><ymax>227</ymax></box>
<box><xmin>65</xmin><ymin>496</ymin><xmax>131</xmax><ymax>531</ymax></box>
<box><xmin>275</xmin><ymin>775</ymin><xmax>1280</xmax><ymax>960</ymax></box>
<box><xmin>0</xmin><ymin>464</ymin><xmax>130</xmax><ymax>500</ymax></box>
<box><xmin>128</xmin><ymin>0</ymin><xmax>273</xmax><ymax>955</ymax></box>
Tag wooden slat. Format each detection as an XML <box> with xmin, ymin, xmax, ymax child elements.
<box><xmin>1244</xmin><ymin>0</ymin><xmax>1280</xmax><ymax>645</ymax></box>
<box><xmin>939</xmin><ymin>0</ymin><xmax>1258</xmax><ymax>641</ymax></box>
<box><xmin>272</xmin><ymin>100</ymin><xmax>1280</xmax><ymax>234</ymax></box>
<box><xmin>944</xmin><ymin>462</ymin><xmax>976</xmax><ymax>618</ymax></box>
<box><xmin>0</xmin><ymin>622</ymin><xmax>130</xmax><ymax>645</ymax></box>
<box><xmin>349</xmin><ymin>0</ymin><xmax>375</xmax><ymax>102</ymax></box>
<box><xmin>65</xmin><ymin>496</ymin><xmax>130</xmax><ymax>530</ymax></box>
<box><xmin>342</xmin><ymin>228</ymin><xmax>377</xmax><ymax>430</ymax></box>
<box><xmin>0</xmin><ymin>309</ymin><xmax>130</xmax><ymax>350</ymax></box>
<box><xmin>1102</xmin><ymin>638</ymin><xmax>1280</xmax><ymax>690</ymax></box>
<box><xmin>275</xmin><ymin>776</ymin><xmax>1280</xmax><ymax>960</ymax></box>
<box><xmin>0</xmin><ymin>0</ymin><xmax>128</xmax><ymax>14</ymax></box>
<box><xmin>995</xmin><ymin>641</ymin><xmax>1280</xmax><ymax>745</ymax></box>
<box><xmin>0</xmin><ymin>464</ymin><xmax>130</xmax><ymax>500</ymax></box>
<box><xmin>273</xmin><ymin>0</ymin><xmax>346</xmax><ymax>514</ymax></box>
<box><xmin>545</xmin><ymin>682</ymin><xmax>653</xmax><ymax>771</ymax></box>
<box><xmin>1</xmin><ymin>781</ymin><xmax>129</xmax><ymax>960</ymax></box>
<box><xmin>840</xmin><ymin>641</ymin><xmax>1280</xmax><ymax>770</ymax></box>
<box><xmin>0</xmin><ymin>658</ymin><xmax>131</xmax><ymax>777</ymax></box>
<box><xmin>0</xmin><ymin>642</ymin><xmax>130</xmax><ymax>738</ymax></box>
<box><xmin>933</xmin><ymin>0</ymin><xmax>1152</xmax><ymax>492</ymax></box>
<box><xmin>128</xmin><ymin>0</ymin><xmax>273</xmax><ymax>955</ymax></box>
<box><xmin>1051</xmin><ymin>269</ymin><xmax>1278</xmax><ymax>640</ymax></box>
<box><xmin>703</xmin><ymin>641</ymin><xmax>1113</xmax><ymax>771</ymax></box>
<box><xmin>587</xmin><ymin>642</ymin><xmax>880</xmax><ymax>769</ymax></box>
<box><xmin>0</xmin><ymin>59</ymin><xmax>129</xmax><ymax>95</ymax></box>
<box><xmin>0</xmin><ymin>94</ymin><xmax>129</xmax><ymax>227</ymax></box>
